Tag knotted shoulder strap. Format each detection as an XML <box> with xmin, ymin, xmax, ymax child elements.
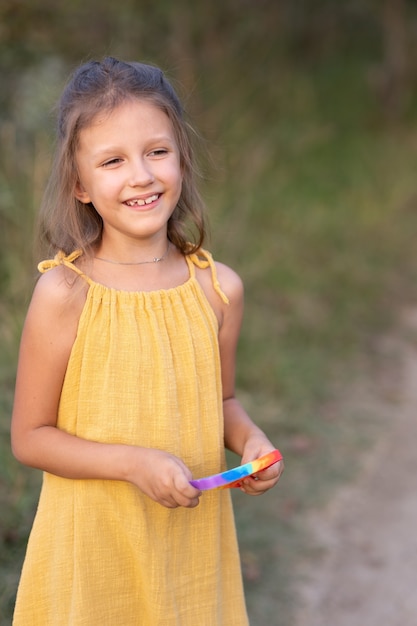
<box><xmin>38</xmin><ymin>250</ymin><xmax>92</xmax><ymax>284</ymax></box>
<box><xmin>187</xmin><ymin>249</ymin><xmax>229</xmax><ymax>305</ymax></box>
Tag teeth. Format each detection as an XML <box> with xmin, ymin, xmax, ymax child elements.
<box><xmin>126</xmin><ymin>194</ymin><xmax>159</xmax><ymax>207</ymax></box>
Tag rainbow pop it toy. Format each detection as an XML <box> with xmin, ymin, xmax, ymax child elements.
<box><xmin>190</xmin><ymin>449</ymin><xmax>283</xmax><ymax>491</ymax></box>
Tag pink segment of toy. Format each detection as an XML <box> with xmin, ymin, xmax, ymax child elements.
<box><xmin>190</xmin><ymin>449</ymin><xmax>283</xmax><ymax>491</ymax></box>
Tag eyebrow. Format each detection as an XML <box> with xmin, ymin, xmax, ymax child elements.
<box><xmin>89</xmin><ymin>136</ymin><xmax>177</xmax><ymax>158</ymax></box>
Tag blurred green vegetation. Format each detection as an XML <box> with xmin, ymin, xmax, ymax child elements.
<box><xmin>2</xmin><ymin>1</ymin><xmax>417</xmax><ymax>623</ymax></box>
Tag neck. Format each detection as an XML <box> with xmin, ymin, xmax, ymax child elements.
<box><xmin>94</xmin><ymin>241</ymin><xmax>171</xmax><ymax>266</ymax></box>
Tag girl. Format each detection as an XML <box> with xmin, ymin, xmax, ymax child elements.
<box><xmin>11</xmin><ymin>57</ymin><xmax>283</xmax><ymax>625</ymax></box>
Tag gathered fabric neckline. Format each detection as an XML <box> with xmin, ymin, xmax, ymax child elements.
<box><xmin>38</xmin><ymin>248</ymin><xmax>230</xmax><ymax>304</ymax></box>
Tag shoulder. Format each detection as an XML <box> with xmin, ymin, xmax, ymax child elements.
<box><xmin>214</xmin><ymin>261</ymin><xmax>244</xmax><ymax>304</ymax></box>
<box><xmin>193</xmin><ymin>253</ymin><xmax>244</xmax><ymax>327</ymax></box>
<box><xmin>16</xmin><ymin>265</ymin><xmax>88</xmax><ymax>387</ymax></box>
<box><xmin>33</xmin><ymin>264</ymin><xmax>88</xmax><ymax>310</ymax></box>
<box><xmin>27</xmin><ymin>265</ymin><xmax>88</xmax><ymax>336</ymax></box>
<box><xmin>192</xmin><ymin>249</ymin><xmax>244</xmax><ymax>302</ymax></box>
<box><xmin>215</xmin><ymin>262</ymin><xmax>244</xmax><ymax>334</ymax></box>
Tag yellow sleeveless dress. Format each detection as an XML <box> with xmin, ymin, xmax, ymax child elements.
<box><xmin>13</xmin><ymin>250</ymin><xmax>249</xmax><ymax>626</ymax></box>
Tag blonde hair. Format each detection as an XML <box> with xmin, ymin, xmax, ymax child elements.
<box><xmin>38</xmin><ymin>57</ymin><xmax>207</xmax><ymax>259</ymax></box>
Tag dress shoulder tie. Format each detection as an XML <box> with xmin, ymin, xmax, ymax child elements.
<box><xmin>187</xmin><ymin>249</ymin><xmax>229</xmax><ymax>305</ymax></box>
<box><xmin>38</xmin><ymin>250</ymin><xmax>91</xmax><ymax>283</ymax></box>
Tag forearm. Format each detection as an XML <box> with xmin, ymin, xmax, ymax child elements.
<box><xmin>12</xmin><ymin>424</ymin><xmax>135</xmax><ymax>482</ymax></box>
<box><xmin>223</xmin><ymin>397</ymin><xmax>271</xmax><ymax>457</ymax></box>
<box><xmin>12</xmin><ymin>424</ymin><xmax>201</xmax><ymax>508</ymax></box>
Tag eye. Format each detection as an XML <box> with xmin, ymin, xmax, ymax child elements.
<box><xmin>102</xmin><ymin>158</ymin><xmax>123</xmax><ymax>167</ymax></box>
<box><xmin>148</xmin><ymin>149</ymin><xmax>168</xmax><ymax>157</ymax></box>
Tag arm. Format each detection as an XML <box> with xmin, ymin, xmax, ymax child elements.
<box><xmin>11</xmin><ymin>267</ymin><xmax>199</xmax><ymax>508</ymax></box>
<box><xmin>216</xmin><ymin>263</ymin><xmax>284</xmax><ymax>495</ymax></box>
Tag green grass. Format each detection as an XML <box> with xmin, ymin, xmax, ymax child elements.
<box><xmin>2</xmin><ymin>51</ymin><xmax>417</xmax><ymax>623</ymax></box>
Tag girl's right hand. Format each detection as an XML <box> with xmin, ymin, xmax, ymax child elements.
<box><xmin>125</xmin><ymin>447</ymin><xmax>201</xmax><ymax>509</ymax></box>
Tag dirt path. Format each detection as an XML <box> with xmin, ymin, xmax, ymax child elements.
<box><xmin>293</xmin><ymin>312</ymin><xmax>417</xmax><ymax>626</ymax></box>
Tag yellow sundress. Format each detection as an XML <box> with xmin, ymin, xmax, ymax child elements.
<box><xmin>13</xmin><ymin>250</ymin><xmax>249</xmax><ymax>626</ymax></box>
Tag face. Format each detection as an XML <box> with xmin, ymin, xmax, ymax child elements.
<box><xmin>75</xmin><ymin>99</ymin><xmax>183</xmax><ymax>245</ymax></box>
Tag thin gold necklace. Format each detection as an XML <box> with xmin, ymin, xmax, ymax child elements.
<box><xmin>94</xmin><ymin>242</ymin><xmax>170</xmax><ymax>266</ymax></box>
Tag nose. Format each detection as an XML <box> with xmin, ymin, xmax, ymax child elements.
<box><xmin>129</xmin><ymin>157</ymin><xmax>154</xmax><ymax>187</ymax></box>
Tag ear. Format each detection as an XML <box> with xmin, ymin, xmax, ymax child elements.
<box><xmin>74</xmin><ymin>180</ymin><xmax>91</xmax><ymax>204</ymax></box>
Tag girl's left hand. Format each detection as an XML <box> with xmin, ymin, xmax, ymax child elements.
<box><xmin>238</xmin><ymin>437</ymin><xmax>284</xmax><ymax>496</ymax></box>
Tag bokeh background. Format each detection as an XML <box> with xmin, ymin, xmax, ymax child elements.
<box><xmin>2</xmin><ymin>1</ymin><xmax>417</xmax><ymax>623</ymax></box>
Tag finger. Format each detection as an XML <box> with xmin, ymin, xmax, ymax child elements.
<box><xmin>155</xmin><ymin>489</ymin><xmax>199</xmax><ymax>509</ymax></box>
<box><xmin>171</xmin><ymin>475</ymin><xmax>201</xmax><ymax>508</ymax></box>
<box><xmin>169</xmin><ymin>490</ymin><xmax>200</xmax><ymax>508</ymax></box>
<box><xmin>178</xmin><ymin>486</ymin><xmax>201</xmax><ymax>508</ymax></box>
<box><xmin>239</xmin><ymin>480</ymin><xmax>264</xmax><ymax>496</ymax></box>
<box><xmin>158</xmin><ymin>496</ymin><xmax>179</xmax><ymax>509</ymax></box>
<box><xmin>257</xmin><ymin>460</ymin><xmax>284</xmax><ymax>481</ymax></box>
<box><xmin>240</xmin><ymin>472</ymin><xmax>279</xmax><ymax>495</ymax></box>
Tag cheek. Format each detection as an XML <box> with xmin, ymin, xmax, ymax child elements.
<box><xmin>159</xmin><ymin>160</ymin><xmax>182</xmax><ymax>195</ymax></box>
<box><xmin>169</xmin><ymin>163</ymin><xmax>183</xmax><ymax>190</ymax></box>
<box><xmin>91</xmin><ymin>174</ymin><xmax>121</xmax><ymax>198</ymax></box>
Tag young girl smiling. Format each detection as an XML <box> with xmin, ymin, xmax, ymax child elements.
<box><xmin>11</xmin><ymin>57</ymin><xmax>283</xmax><ymax>625</ymax></box>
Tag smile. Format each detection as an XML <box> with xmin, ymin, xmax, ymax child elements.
<box><xmin>125</xmin><ymin>194</ymin><xmax>160</xmax><ymax>207</ymax></box>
